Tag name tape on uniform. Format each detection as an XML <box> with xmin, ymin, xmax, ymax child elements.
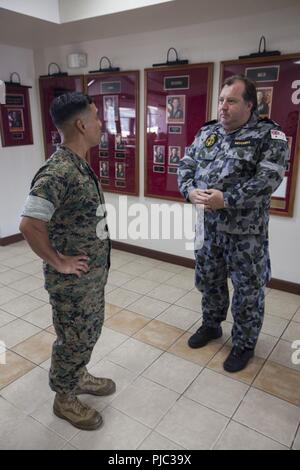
<box><xmin>270</xmin><ymin>129</ymin><xmax>287</xmax><ymax>142</ymax></box>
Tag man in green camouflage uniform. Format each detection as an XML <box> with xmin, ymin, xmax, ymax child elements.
<box><xmin>20</xmin><ymin>92</ymin><xmax>115</xmax><ymax>430</ymax></box>
<box><xmin>178</xmin><ymin>75</ymin><xmax>289</xmax><ymax>372</ymax></box>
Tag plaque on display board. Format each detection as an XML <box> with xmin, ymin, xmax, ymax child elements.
<box><xmin>86</xmin><ymin>71</ymin><xmax>139</xmax><ymax>196</ymax></box>
<box><xmin>39</xmin><ymin>75</ymin><xmax>84</xmax><ymax>159</ymax></box>
<box><xmin>0</xmin><ymin>84</ymin><xmax>33</xmax><ymax>147</ymax></box>
<box><xmin>220</xmin><ymin>53</ymin><xmax>300</xmax><ymax>217</ymax></box>
<box><xmin>144</xmin><ymin>63</ymin><xmax>213</xmax><ymax>201</ymax></box>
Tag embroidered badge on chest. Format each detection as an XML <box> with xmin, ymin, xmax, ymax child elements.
<box><xmin>205</xmin><ymin>133</ymin><xmax>218</xmax><ymax>148</ymax></box>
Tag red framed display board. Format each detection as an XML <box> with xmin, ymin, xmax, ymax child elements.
<box><xmin>39</xmin><ymin>75</ymin><xmax>84</xmax><ymax>159</ymax></box>
<box><xmin>220</xmin><ymin>53</ymin><xmax>300</xmax><ymax>217</ymax></box>
<box><xmin>0</xmin><ymin>83</ymin><xmax>33</xmax><ymax>147</ymax></box>
<box><xmin>85</xmin><ymin>71</ymin><xmax>139</xmax><ymax>196</ymax></box>
<box><xmin>145</xmin><ymin>63</ymin><xmax>213</xmax><ymax>201</ymax></box>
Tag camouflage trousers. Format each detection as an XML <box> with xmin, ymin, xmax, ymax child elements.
<box><xmin>47</xmin><ymin>272</ymin><xmax>107</xmax><ymax>394</ymax></box>
<box><xmin>195</xmin><ymin>229</ymin><xmax>271</xmax><ymax>350</ymax></box>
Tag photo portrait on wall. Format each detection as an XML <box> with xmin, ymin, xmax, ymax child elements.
<box><xmin>168</xmin><ymin>145</ymin><xmax>181</xmax><ymax>165</ymax></box>
<box><xmin>166</xmin><ymin>95</ymin><xmax>185</xmax><ymax>124</ymax></box>
<box><xmin>115</xmin><ymin>161</ymin><xmax>126</xmax><ymax>180</ymax></box>
<box><xmin>100</xmin><ymin>161</ymin><xmax>109</xmax><ymax>178</ymax></box>
<box><xmin>256</xmin><ymin>87</ymin><xmax>273</xmax><ymax>118</ymax></box>
<box><xmin>7</xmin><ymin>108</ymin><xmax>24</xmax><ymax>132</ymax></box>
<box><xmin>103</xmin><ymin>95</ymin><xmax>119</xmax><ymax>121</ymax></box>
<box><xmin>153</xmin><ymin>145</ymin><xmax>165</xmax><ymax>164</ymax></box>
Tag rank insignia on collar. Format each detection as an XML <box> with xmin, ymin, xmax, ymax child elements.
<box><xmin>205</xmin><ymin>133</ymin><xmax>217</xmax><ymax>148</ymax></box>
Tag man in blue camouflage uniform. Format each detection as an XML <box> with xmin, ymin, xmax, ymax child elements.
<box><xmin>20</xmin><ymin>92</ymin><xmax>115</xmax><ymax>430</ymax></box>
<box><xmin>178</xmin><ymin>75</ymin><xmax>289</xmax><ymax>372</ymax></box>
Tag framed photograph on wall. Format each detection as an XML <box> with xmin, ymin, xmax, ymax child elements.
<box><xmin>220</xmin><ymin>53</ymin><xmax>300</xmax><ymax>217</ymax></box>
<box><xmin>85</xmin><ymin>70</ymin><xmax>139</xmax><ymax>196</ymax></box>
<box><xmin>39</xmin><ymin>75</ymin><xmax>84</xmax><ymax>159</ymax></box>
<box><xmin>0</xmin><ymin>84</ymin><xmax>33</xmax><ymax>147</ymax></box>
<box><xmin>145</xmin><ymin>63</ymin><xmax>213</xmax><ymax>201</ymax></box>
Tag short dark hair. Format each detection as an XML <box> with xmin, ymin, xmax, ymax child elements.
<box><xmin>222</xmin><ymin>75</ymin><xmax>257</xmax><ymax>111</ymax></box>
<box><xmin>50</xmin><ymin>92</ymin><xmax>93</xmax><ymax>128</ymax></box>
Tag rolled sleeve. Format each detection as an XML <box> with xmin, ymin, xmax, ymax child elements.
<box><xmin>21</xmin><ymin>195</ymin><xmax>55</xmax><ymax>222</ymax></box>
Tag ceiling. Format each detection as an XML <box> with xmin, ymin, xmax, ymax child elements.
<box><xmin>0</xmin><ymin>0</ymin><xmax>299</xmax><ymax>49</ymax></box>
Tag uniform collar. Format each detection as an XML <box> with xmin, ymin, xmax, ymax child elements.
<box><xmin>218</xmin><ymin>111</ymin><xmax>259</xmax><ymax>136</ymax></box>
<box><xmin>57</xmin><ymin>144</ymin><xmax>90</xmax><ymax>175</ymax></box>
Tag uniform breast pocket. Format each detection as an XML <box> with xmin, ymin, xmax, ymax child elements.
<box><xmin>195</xmin><ymin>146</ymin><xmax>219</xmax><ymax>163</ymax></box>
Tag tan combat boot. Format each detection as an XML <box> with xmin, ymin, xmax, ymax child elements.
<box><xmin>53</xmin><ymin>393</ymin><xmax>103</xmax><ymax>430</ymax></box>
<box><xmin>75</xmin><ymin>367</ymin><xmax>116</xmax><ymax>396</ymax></box>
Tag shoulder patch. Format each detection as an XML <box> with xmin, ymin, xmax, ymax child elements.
<box><xmin>270</xmin><ymin>129</ymin><xmax>287</xmax><ymax>142</ymax></box>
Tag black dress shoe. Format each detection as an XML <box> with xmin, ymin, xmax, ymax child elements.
<box><xmin>223</xmin><ymin>347</ymin><xmax>254</xmax><ymax>373</ymax></box>
<box><xmin>188</xmin><ymin>325</ymin><xmax>222</xmax><ymax>349</ymax></box>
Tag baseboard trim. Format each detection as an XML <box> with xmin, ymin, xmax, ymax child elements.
<box><xmin>112</xmin><ymin>240</ymin><xmax>300</xmax><ymax>295</ymax></box>
<box><xmin>0</xmin><ymin>233</ymin><xmax>24</xmax><ymax>246</ymax></box>
<box><xmin>1</xmin><ymin>235</ymin><xmax>298</xmax><ymax>295</ymax></box>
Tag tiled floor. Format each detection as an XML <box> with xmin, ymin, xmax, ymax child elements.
<box><xmin>0</xmin><ymin>241</ymin><xmax>300</xmax><ymax>450</ymax></box>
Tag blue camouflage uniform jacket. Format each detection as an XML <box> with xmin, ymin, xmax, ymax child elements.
<box><xmin>178</xmin><ymin>111</ymin><xmax>289</xmax><ymax>235</ymax></box>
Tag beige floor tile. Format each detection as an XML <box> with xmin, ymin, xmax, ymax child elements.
<box><xmin>22</xmin><ymin>303</ymin><xmax>53</xmax><ymax>329</ymax></box>
<box><xmin>164</xmin><ymin>272</ymin><xmax>195</xmax><ymax>291</ymax></box>
<box><xmin>214</xmin><ymin>421</ymin><xmax>288</xmax><ymax>450</ymax></box>
<box><xmin>46</xmin><ymin>325</ymin><xmax>56</xmax><ymax>335</ymax></box>
<box><xmin>207</xmin><ymin>345</ymin><xmax>264</xmax><ymax>385</ymax></box>
<box><xmin>105</xmin><ymin>302</ymin><xmax>122</xmax><ymax>319</ymax></box>
<box><xmin>168</xmin><ymin>332</ymin><xmax>223</xmax><ymax>366</ymax></box>
<box><xmin>0</xmin><ymin>398</ymin><xmax>65</xmax><ymax>450</ymax></box>
<box><xmin>15</xmin><ymin>260</ymin><xmax>43</xmax><ymax>275</ymax></box>
<box><xmin>105</xmin><ymin>283</ymin><xmax>117</xmax><ymax>294</ymax></box>
<box><xmin>0</xmin><ymin>269</ymin><xmax>28</xmax><ymax>285</ymax></box>
<box><xmin>9</xmin><ymin>276</ymin><xmax>44</xmax><ymax>294</ymax></box>
<box><xmin>184</xmin><ymin>368</ymin><xmax>249</xmax><ymax>417</ymax></box>
<box><xmin>117</xmin><ymin>261</ymin><xmax>151</xmax><ymax>276</ymax></box>
<box><xmin>147</xmin><ymin>284</ymin><xmax>188</xmax><ymax>304</ymax></box>
<box><xmin>12</xmin><ymin>330</ymin><xmax>54</xmax><ymax>365</ymax></box>
<box><xmin>0</xmin><ymin>294</ymin><xmax>45</xmax><ymax>317</ymax></box>
<box><xmin>142</xmin><ymin>352</ymin><xmax>202</xmax><ymax>393</ymax></box>
<box><xmin>112</xmin><ymin>376</ymin><xmax>179</xmax><ymax>427</ymax></box>
<box><xmin>156</xmin><ymin>396</ymin><xmax>228</xmax><ymax>450</ymax></box>
<box><xmin>0</xmin><ymin>350</ymin><xmax>35</xmax><ymax>390</ymax></box>
<box><xmin>88</xmin><ymin>327</ymin><xmax>128</xmax><ymax>368</ymax></box>
<box><xmin>122</xmin><ymin>277</ymin><xmax>160</xmax><ymax>295</ymax></box>
<box><xmin>0</xmin><ymin>286</ymin><xmax>22</xmax><ymax>305</ymax></box>
<box><xmin>233</xmin><ymin>388</ymin><xmax>300</xmax><ymax>447</ymax></box>
<box><xmin>293</xmin><ymin>426</ymin><xmax>300</xmax><ymax>450</ymax></box>
<box><xmin>0</xmin><ymin>309</ymin><xmax>16</xmax><ymax>327</ymax></box>
<box><xmin>28</xmin><ymin>287</ymin><xmax>49</xmax><ymax>302</ymax></box>
<box><xmin>175</xmin><ymin>291</ymin><xmax>202</xmax><ymax>312</ymax></box>
<box><xmin>70</xmin><ymin>406</ymin><xmax>150</xmax><ymax>450</ymax></box>
<box><xmin>265</xmin><ymin>294</ymin><xmax>300</xmax><ymax>320</ymax></box>
<box><xmin>253</xmin><ymin>361</ymin><xmax>300</xmax><ymax>406</ymax></box>
<box><xmin>138</xmin><ymin>431</ymin><xmax>185</xmax><ymax>450</ymax></box>
<box><xmin>269</xmin><ymin>339</ymin><xmax>300</xmax><ymax>371</ymax></box>
<box><xmin>282</xmin><ymin>321</ymin><xmax>300</xmax><ymax>343</ymax></box>
<box><xmin>1</xmin><ymin>366</ymin><xmax>54</xmax><ymax>415</ymax></box>
<box><xmin>105</xmin><ymin>309</ymin><xmax>150</xmax><ymax>336</ymax></box>
<box><xmin>107</xmin><ymin>270</ymin><xmax>135</xmax><ymax>287</ymax></box>
<box><xmin>293</xmin><ymin>307</ymin><xmax>300</xmax><ymax>323</ymax></box>
<box><xmin>1</xmin><ymin>254</ymin><xmax>34</xmax><ymax>268</ymax></box>
<box><xmin>105</xmin><ymin>287</ymin><xmax>141</xmax><ymax>309</ymax></box>
<box><xmin>133</xmin><ymin>319</ymin><xmax>184</xmax><ymax>350</ymax></box>
<box><xmin>0</xmin><ymin>318</ymin><xmax>41</xmax><ymax>348</ymax></box>
<box><xmin>128</xmin><ymin>295</ymin><xmax>170</xmax><ymax>319</ymax></box>
<box><xmin>0</xmin><ymin>264</ymin><xmax>10</xmax><ymax>273</ymax></box>
<box><xmin>156</xmin><ymin>262</ymin><xmax>186</xmax><ymax>274</ymax></box>
<box><xmin>107</xmin><ymin>337</ymin><xmax>162</xmax><ymax>373</ymax></box>
<box><xmin>141</xmin><ymin>268</ymin><xmax>176</xmax><ymax>283</ymax></box>
<box><xmin>157</xmin><ymin>304</ymin><xmax>201</xmax><ymax>330</ymax></box>
<box><xmin>261</xmin><ymin>314</ymin><xmax>289</xmax><ymax>337</ymax></box>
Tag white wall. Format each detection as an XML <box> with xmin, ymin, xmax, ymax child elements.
<box><xmin>28</xmin><ymin>4</ymin><xmax>300</xmax><ymax>282</ymax></box>
<box><xmin>0</xmin><ymin>0</ymin><xmax>60</xmax><ymax>23</ymax></box>
<box><xmin>59</xmin><ymin>0</ymin><xmax>174</xmax><ymax>23</ymax></box>
<box><xmin>0</xmin><ymin>44</ymin><xmax>44</xmax><ymax>238</ymax></box>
